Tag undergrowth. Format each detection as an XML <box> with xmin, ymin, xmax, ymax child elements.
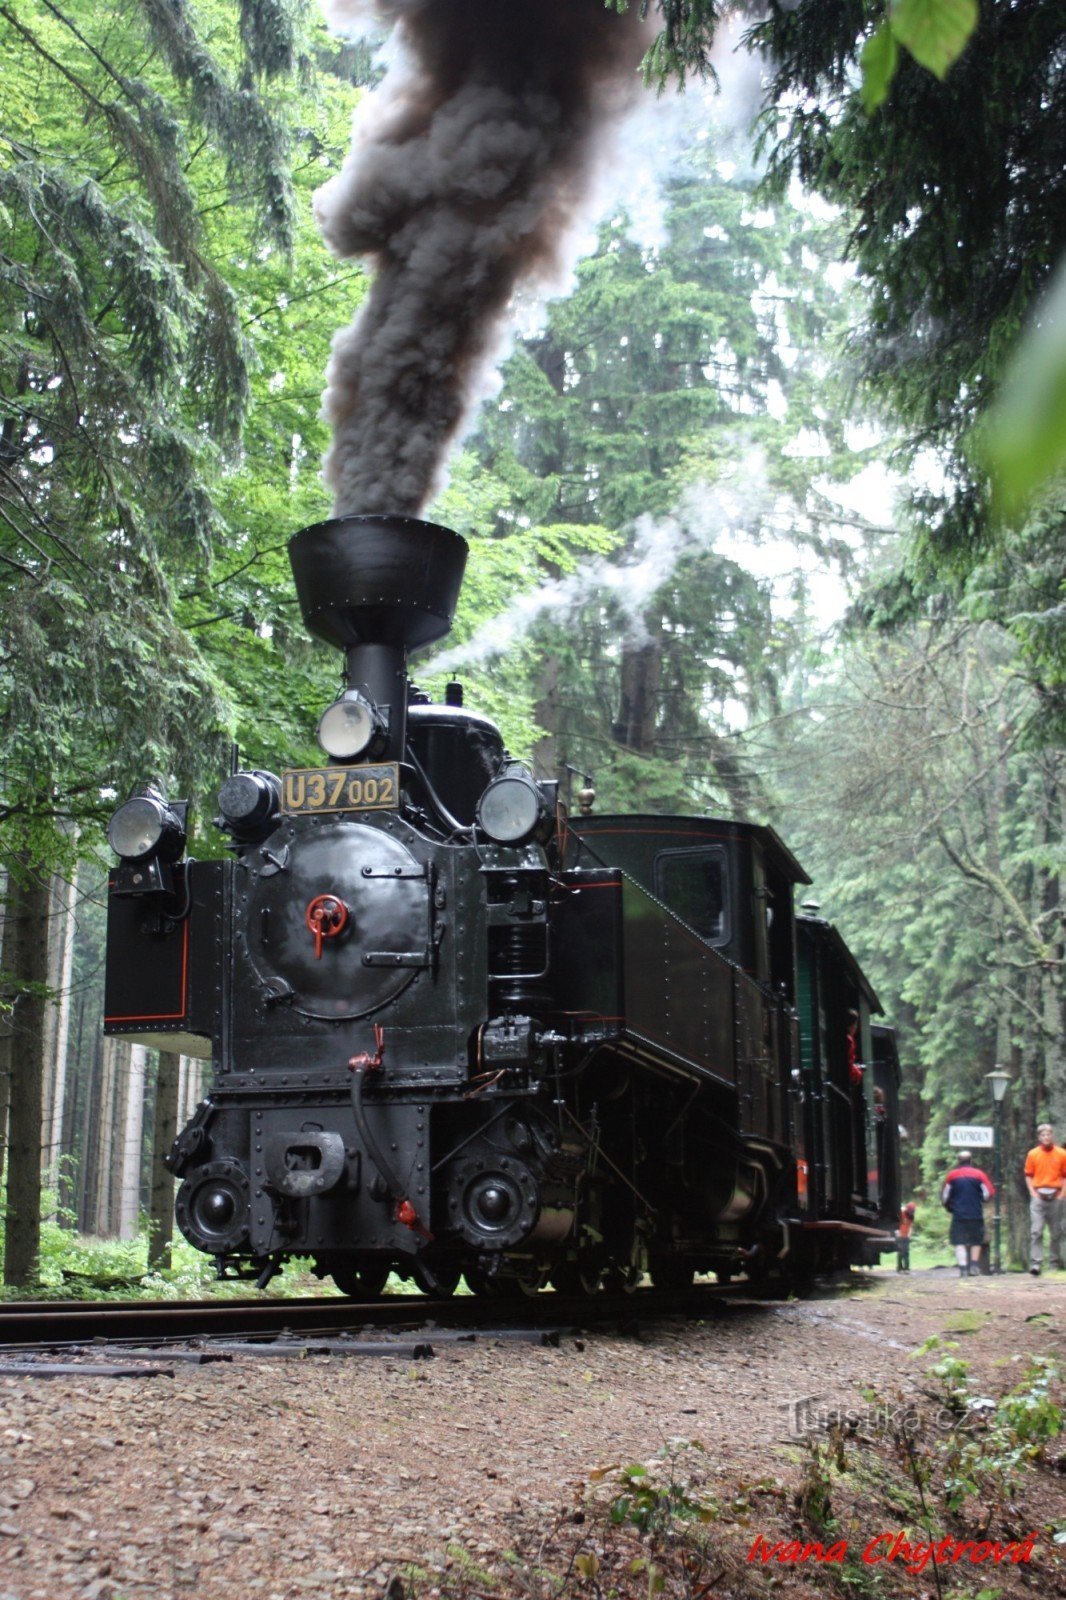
<box><xmin>395</xmin><ymin>1356</ymin><xmax>1065</xmax><ymax>1599</ymax></box>
<box><xmin>0</xmin><ymin>1181</ymin><xmax>421</xmax><ymax>1300</ymax></box>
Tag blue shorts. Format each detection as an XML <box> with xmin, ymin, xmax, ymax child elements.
<box><xmin>949</xmin><ymin>1216</ymin><xmax>983</xmax><ymax>1247</ymax></box>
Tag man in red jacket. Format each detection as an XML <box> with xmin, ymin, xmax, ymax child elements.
<box><xmin>941</xmin><ymin>1152</ymin><xmax>994</xmax><ymax>1278</ymax></box>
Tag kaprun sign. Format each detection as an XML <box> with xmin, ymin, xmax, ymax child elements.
<box><xmin>948</xmin><ymin>1126</ymin><xmax>994</xmax><ymax>1149</ymax></box>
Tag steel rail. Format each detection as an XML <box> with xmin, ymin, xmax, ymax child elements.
<box><xmin>0</xmin><ymin>1281</ymin><xmax>763</xmax><ymax>1351</ymax></box>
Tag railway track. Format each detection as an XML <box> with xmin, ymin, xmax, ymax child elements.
<box><xmin>0</xmin><ymin>1280</ymin><xmax>765</xmax><ymax>1357</ymax></box>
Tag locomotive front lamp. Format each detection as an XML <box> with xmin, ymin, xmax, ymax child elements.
<box><xmin>317</xmin><ymin>689</ymin><xmax>387</xmax><ymax>762</ymax></box>
<box><xmin>476</xmin><ymin>766</ymin><xmax>548</xmax><ymax>845</ymax></box>
<box><xmin>107</xmin><ymin>789</ymin><xmax>186</xmax><ymax>863</ymax></box>
<box><xmin>216</xmin><ymin>770</ymin><xmax>280</xmax><ymax>837</ymax></box>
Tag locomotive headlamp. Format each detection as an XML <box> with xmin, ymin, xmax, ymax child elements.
<box><xmin>216</xmin><ymin>770</ymin><xmax>280</xmax><ymax>837</ymax></box>
<box><xmin>317</xmin><ymin>690</ymin><xmax>387</xmax><ymax>762</ymax></box>
<box><xmin>476</xmin><ymin>766</ymin><xmax>549</xmax><ymax>845</ymax></box>
<box><xmin>107</xmin><ymin>790</ymin><xmax>186</xmax><ymax>863</ymax></box>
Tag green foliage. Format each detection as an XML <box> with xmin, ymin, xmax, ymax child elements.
<box><xmin>636</xmin><ymin>1</ymin><xmax>728</xmax><ymax>89</ymax></box>
<box><xmin>749</xmin><ymin>0</ymin><xmax>1066</xmax><ymax>723</ymax></box>
<box><xmin>859</xmin><ymin>24</ymin><xmax>900</xmax><ymax>113</ymax></box>
<box><xmin>927</xmin><ymin>1348</ymin><xmax>971</xmax><ymax>1411</ymax></box>
<box><xmin>603</xmin><ymin>1444</ymin><xmax>716</xmax><ymax>1535</ymax></box>
<box><xmin>0</xmin><ymin>1</ymin><xmax>362</xmax><ymax>860</ymax></box>
<box><xmin>761</xmin><ymin>617</ymin><xmax>1064</xmax><ymax>1197</ymax></box>
<box><xmin>976</xmin><ymin>260</ymin><xmax>1066</xmax><ymax>524</ymax></box>
<box><xmin>889</xmin><ymin>0</ymin><xmax>978</xmax><ymax>80</ymax></box>
<box><xmin>640</xmin><ymin>0</ymin><xmax>978</xmax><ymax>98</ymax></box>
<box><xmin>454</xmin><ymin>143</ymin><xmax>872</xmax><ymax>810</ymax></box>
<box><xmin>927</xmin><ymin>1352</ymin><xmax>1063</xmax><ymax>1513</ymax></box>
<box><xmin>798</xmin><ymin>1433</ymin><xmax>842</xmax><ymax>1534</ymax></box>
<box><xmin>0</xmin><ymin>1177</ymin><xmax>216</xmax><ymax>1300</ymax></box>
<box><xmin>861</xmin><ymin>1</ymin><xmax>979</xmax><ymax>115</ymax></box>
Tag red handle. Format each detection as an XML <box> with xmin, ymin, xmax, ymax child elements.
<box><xmin>305</xmin><ymin>894</ymin><xmax>349</xmax><ymax>959</ymax></box>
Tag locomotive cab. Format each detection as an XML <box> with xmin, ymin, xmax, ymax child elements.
<box><xmin>563</xmin><ymin>814</ymin><xmax>806</xmax><ymax>998</ymax></box>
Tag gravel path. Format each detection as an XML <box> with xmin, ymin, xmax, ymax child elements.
<box><xmin>0</xmin><ymin>1271</ymin><xmax>1061</xmax><ymax>1600</ymax></box>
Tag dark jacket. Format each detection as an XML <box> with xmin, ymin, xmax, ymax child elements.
<box><xmin>941</xmin><ymin>1165</ymin><xmax>993</xmax><ymax>1220</ymax></box>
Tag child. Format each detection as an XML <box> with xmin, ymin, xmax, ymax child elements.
<box><xmin>897</xmin><ymin>1202</ymin><xmax>916</xmax><ymax>1272</ymax></box>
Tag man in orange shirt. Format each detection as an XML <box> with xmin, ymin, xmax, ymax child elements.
<box><xmin>1024</xmin><ymin>1123</ymin><xmax>1066</xmax><ymax>1275</ymax></box>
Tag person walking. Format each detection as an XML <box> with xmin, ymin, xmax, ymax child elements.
<box><xmin>896</xmin><ymin>1202</ymin><xmax>916</xmax><ymax>1272</ymax></box>
<box><xmin>941</xmin><ymin>1151</ymin><xmax>994</xmax><ymax>1278</ymax></box>
<box><xmin>1024</xmin><ymin>1124</ymin><xmax>1066</xmax><ymax>1276</ymax></box>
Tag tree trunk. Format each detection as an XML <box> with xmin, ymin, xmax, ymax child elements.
<box><xmin>1041</xmin><ymin>785</ymin><xmax>1064</xmax><ymax>1127</ymax></box>
<box><xmin>179</xmin><ymin>1054</ymin><xmax>205</xmax><ymax>1126</ymax></box>
<box><xmin>93</xmin><ymin>1035</ymin><xmax>118</xmax><ymax>1236</ymax></box>
<box><xmin>3</xmin><ymin>858</ymin><xmax>50</xmax><ymax>1287</ymax></box>
<box><xmin>149</xmin><ymin>1050</ymin><xmax>181</xmax><ymax>1272</ymax></box>
<box><xmin>0</xmin><ymin>1035</ymin><xmax>10</xmax><ymax>1203</ymax></box>
<box><xmin>118</xmin><ymin>1043</ymin><xmax>147</xmax><ymax>1240</ymax></box>
<box><xmin>42</xmin><ymin>859</ymin><xmax>78</xmax><ymax>1187</ymax></box>
<box><xmin>59</xmin><ymin>984</ymin><xmax>87</xmax><ymax>1225</ymax></box>
<box><xmin>0</xmin><ymin>872</ymin><xmax>13</xmax><ymax>1200</ymax></box>
<box><xmin>532</xmin><ymin>651</ymin><xmax>561</xmax><ymax>783</ymax></box>
<box><xmin>177</xmin><ymin>1054</ymin><xmax>190</xmax><ymax>1129</ymax></box>
<box><xmin>77</xmin><ymin>1026</ymin><xmax>103</xmax><ymax>1231</ymax></box>
<box><xmin>614</xmin><ymin>641</ymin><xmax>661</xmax><ymax>753</ymax></box>
<box><xmin>107</xmin><ymin>1040</ymin><xmax>131</xmax><ymax>1238</ymax></box>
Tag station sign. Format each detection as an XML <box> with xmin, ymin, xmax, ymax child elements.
<box><xmin>948</xmin><ymin>1125</ymin><xmax>994</xmax><ymax>1148</ymax></box>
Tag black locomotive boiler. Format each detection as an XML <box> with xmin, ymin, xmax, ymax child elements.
<box><xmin>103</xmin><ymin>515</ymin><xmax>899</xmax><ymax>1295</ymax></box>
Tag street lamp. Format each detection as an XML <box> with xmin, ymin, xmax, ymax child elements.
<box><xmin>985</xmin><ymin>1068</ymin><xmax>1012</xmax><ymax>1273</ymax></box>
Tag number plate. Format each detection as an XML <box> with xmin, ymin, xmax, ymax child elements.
<box><xmin>280</xmin><ymin>763</ymin><xmax>400</xmax><ymax>816</ymax></box>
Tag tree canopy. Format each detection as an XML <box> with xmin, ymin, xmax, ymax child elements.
<box><xmin>0</xmin><ymin>0</ymin><xmax>370</xmax><ymax>854</ymax></box>
<box><xmin>639</xmin><ymin>0</ymin><xmax>1066</xmax><ymax>728</ymax></box>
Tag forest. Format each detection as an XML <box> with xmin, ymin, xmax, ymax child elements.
<box><xmin>0</xmin><ymin>0</ymin><xmax>1063</xmax><ymax>1288</ymax></box>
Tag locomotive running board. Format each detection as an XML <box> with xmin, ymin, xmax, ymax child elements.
<box><xmin>800</xmin><ymin>1220</ymin><xmax>896</xmax><ymax>1240</ymax></box>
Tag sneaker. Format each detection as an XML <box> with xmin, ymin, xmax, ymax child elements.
<box><xmin>1029</xmin><ymin>1266</ymin><xmax>1041</xmax><ymax>1276</ymax></box>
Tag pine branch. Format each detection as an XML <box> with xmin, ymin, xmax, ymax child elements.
<box><xmin>240</xmin><ymin>270</ymin><xmax>364</xmax><ymax>329</ymax></box>
<box><xmin>933</xmin><ymin>823</ymin><xmax>1045</xmax><ymax>957</ymax></box>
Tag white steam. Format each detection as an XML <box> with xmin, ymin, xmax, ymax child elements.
<box><xmin>421</xmin><ymin>466</ymin><xmax>778</xmax><ymax>677</ymax></box>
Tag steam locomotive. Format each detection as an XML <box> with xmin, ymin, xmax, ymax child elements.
<box><xmin>103</xmin><ymin>516</ymin><xmax>900</xmax><ymax>1296</ymax></box>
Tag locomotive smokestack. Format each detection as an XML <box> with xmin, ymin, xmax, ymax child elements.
<box><xmin>288</xmin><ymin>515</ymin><xmax>467</xmax><ymax>762</ymax></box>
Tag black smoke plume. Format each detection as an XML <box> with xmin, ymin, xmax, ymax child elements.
<box><xmin>316</xmin><ymin>0</ymin><xmax>650</xmax><ymax>515</ymax></box>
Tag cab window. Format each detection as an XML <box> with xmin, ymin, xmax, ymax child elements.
<box><xmin>655</xmin><ymin>848</ymin><xmax>728</xmax><ymax>944</ymax></box>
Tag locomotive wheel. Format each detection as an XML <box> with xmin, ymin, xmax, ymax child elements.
<box><xmin>741</xmin><ymin>1251</ymin><xmax>770</xmax><ymax>1289</ymax></box>
<box><xmin>319</xmin><ymin>1257</ymin><xmax>391</xmax><ymax>1299</ymax></box>
<box><xmin>602</xmin><ymin>1239</ymin><xmax>644</xmax><ymax>1295</ymax></box>
<box><xmin>513</xmin><ymin>1266</ymin><xmax>550</xmax><ymax>1296</ymax></box>
<box><xmin>602</xmin><ymin>1262</ymin><xmax>641</xmax><ymax>1295</ymax></box>
<box><xmin>463</xmin><ymin>1267</ymin><xmax>507</xmax><ymax>1297</ymax></box>
<box><xmin>648</xmin><ymin>1256</ymin><xmax>694</xmax><ymax>1292</ymax></box>
<box><xmin>550</xmin><ymin>1259</ymin><xmax>602</xmax><ymax>1297</ymax></box>
<box><xmin>412</xmin><ymin>1260</ymin><xmax>461</xmax><ymax>1297</ymax></box>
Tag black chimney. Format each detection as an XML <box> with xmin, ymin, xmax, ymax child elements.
<box><xmin>288</xmin><ymin>514</ymin><xmax>468</xmax><ymax>763</ymax></box>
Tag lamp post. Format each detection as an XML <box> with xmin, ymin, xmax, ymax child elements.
<box><xmin>985</xmin><ymin>1068</ymin><xmax>1012</xmax><ymax>1273</ymax></box>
